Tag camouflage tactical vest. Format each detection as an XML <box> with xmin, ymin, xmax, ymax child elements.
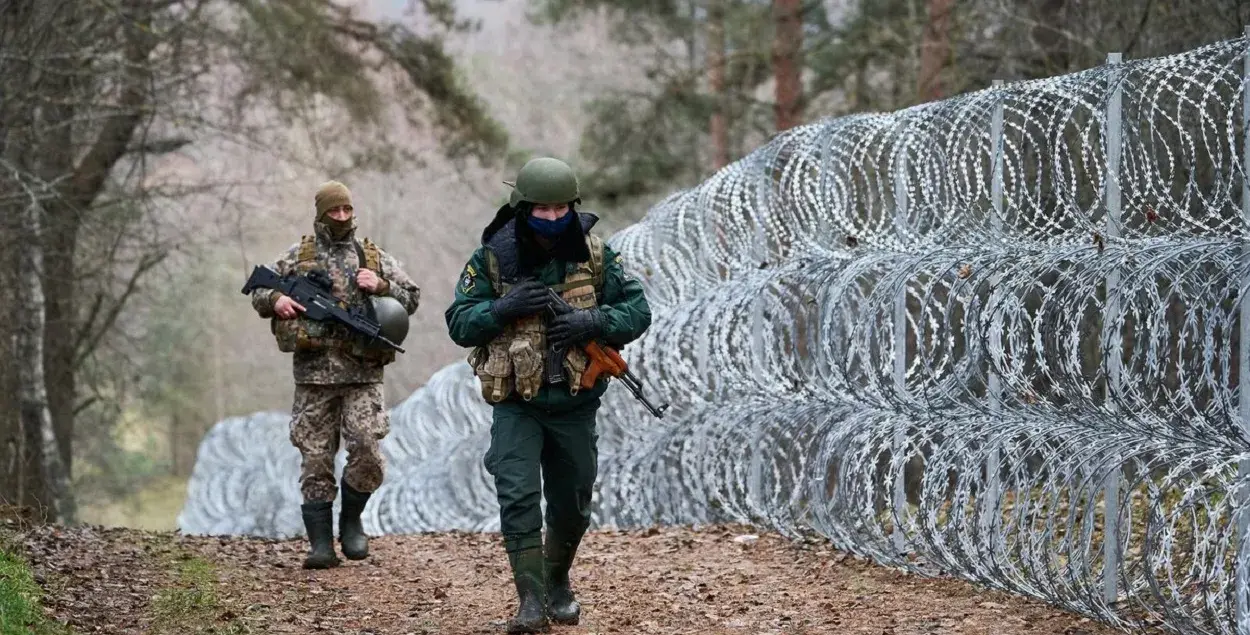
<box><xmin>272</xmin><ymin>235</ymin><xmax>394</xmax><ymax>364</ymax></box>
<box><xmin>468</xmin><ymin>232</ymin><xmax>606</xmax><ymax>403</ymax></box>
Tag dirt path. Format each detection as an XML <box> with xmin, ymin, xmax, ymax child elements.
<box><xmin>17</xmin><ymin>523</ymin><xmax>1124</xmax><ymax>635</ymax></box>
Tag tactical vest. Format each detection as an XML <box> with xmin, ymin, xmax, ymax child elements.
<box><xmin>468</xmin><ymin>232</ymin><xmax>606</xmax><ymax>403</ymax></box>
<box><xmin>272</xmin><ymin>235</ymin><xmax>394</xmax><ymax>364</ymax></box>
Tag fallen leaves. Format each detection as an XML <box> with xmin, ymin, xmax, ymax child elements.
<box><xmin>12</xmin><ymin>522</ymin><xmax>1137</xmax><ymax>635</ymax></box>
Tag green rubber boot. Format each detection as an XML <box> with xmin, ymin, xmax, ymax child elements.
<box><xmin>300</xmin><ymin>501</ymin><xmax>341</xmax><ymax>569</ymax></box>
<box><xmin>339</xmin><ymin>481</ymin><xmax>371</xmax><ymax>560</ymax></box>
<box><xmin>545</xmin><ymin>533</ymin><xmax>583</xmax><ymax>625</ymax></box>
<box><xmin>507</xmin><ymin>547</ymin><xmax>550</xmax><ymax>633</ymax></box>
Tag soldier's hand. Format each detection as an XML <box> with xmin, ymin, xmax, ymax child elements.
<box><xmin>490</xmin><ymin>280</ymin><xmax>549</xmax><ymax>323</ymax></box>
<box><xmin>274</xmin><ymin>294</ymin><xmax>306</xmax><ymax>319</ymax></box>
<box><xmin>548</xmin><ymin>308</ymin><xmax>605</xmax><ymax>349</ymax></box>
<box><xmin>357</xmin><ymin>268</ymin><xmax>381</xmax><ymax>292</ymax></box>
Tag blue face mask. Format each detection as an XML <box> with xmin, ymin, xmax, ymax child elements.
<box><xmin>527</xmin><ymin>210</ymin><xmax>575</xmax><ymax>238</ymax></box>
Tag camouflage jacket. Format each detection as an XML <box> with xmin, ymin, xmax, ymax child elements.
<box><xmin>251</xmin><ymin>221</ymin><xmax>421</xmax><ymax>384</ymax></box>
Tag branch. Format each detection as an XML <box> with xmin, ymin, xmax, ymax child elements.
<box><xmin>71</xmin><ymin>292</ymin><xmax>107</xmax><ymax>360</ymax></box>
<box><xmin>73</xmin><ymin>250</ymin><xmax>167</xmax><ymax>368</ymax></box>
<box><xmin>328</xmin><ymin>13</ymin><xmax>507</xmax><ymax>163</ymax></box>
<box><xmin>125</xmin><ymin>137</ymin><xmax>192</xmax><ymax>155</ymax></box>
<box><xmin>65</xmin><ymin>1</ymin><xmax>158</xmax><ymax>211</ymax></box>
<box><xmin>983</xmin><ymin>4</ymin><xmax>1099</xmax><ymax>57</ymax></box>
<box><xmin>72</xmin><ymin>396</ymin><xmax>98</xmax><ymax>417</ymax></box>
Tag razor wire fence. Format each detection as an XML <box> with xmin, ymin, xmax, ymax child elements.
<box><xmin>179</xmin><ymin>33</ymin><xmax>1250</xmax><ymax>635</ymax></box>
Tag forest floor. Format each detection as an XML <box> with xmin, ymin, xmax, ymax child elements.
<box><xmin>5</xmin><ymin>514</ymin><xmax>1136</xmax><ymax>635</ymax></box>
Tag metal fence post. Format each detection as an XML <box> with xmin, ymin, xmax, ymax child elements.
<box><xmin>1236</xmin><ymin>25</ymin><xmax>1250</xmax><ymax>635</ymax></box>
<box><xmin>982</xmin><ymin>80</ymin><xmax>1005</xmax><ymax>546</ymax></box>
<box><xmin>893</xmin><ymin>148</ymin><xmax>909</xmax><ymax>554</ymax></box>
<box><xmin>1103</xmin><ymin>51</ymin><xmax>1124</xmax><ymax>607</ymax></box>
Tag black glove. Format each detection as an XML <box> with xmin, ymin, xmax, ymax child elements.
<box><xmin>490</xmin><ymin>280</ymin><xmax>549</xmax><ymax>323</ymax></box>
<box><xmin>548</xmin><ymin>308</ymin><xmax>605</xmax><ymax>349</ymax></box>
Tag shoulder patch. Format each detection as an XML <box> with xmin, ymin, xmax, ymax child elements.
<box><xmin>613</xmin><ymin>254</ymin><xmax>640</xmax><ymax>283</ymax></box>
<box><xmin>459</xmin><ymin>265</ymin><xmax>476</xmax><ymax>294</ymax></box>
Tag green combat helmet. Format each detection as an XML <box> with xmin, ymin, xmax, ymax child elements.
<box><xmin>505</xmin><ymin>157</ymin><xmax>580</xmax><ymax>207</ymax></box>
<box><xmin>366</xmin><ymin>296</ymin><xmax>409</xmax><ymax>350</ymax></box>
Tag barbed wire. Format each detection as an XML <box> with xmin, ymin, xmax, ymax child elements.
<box><xmin>181</xmin><ymin>35</ymin><xmax>1250</xmax><ymax>634</ymax></box>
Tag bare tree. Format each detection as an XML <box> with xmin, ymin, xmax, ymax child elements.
<box><xmin>0</xmin><ymin>0</ymin><xmax>508</xmax><ymax>522</ymax></box>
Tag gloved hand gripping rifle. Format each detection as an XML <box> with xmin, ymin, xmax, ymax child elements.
<box><xmin>241</xmin><ymin>265</ymin><xmax>405</xmax><ymax>353</ymax></box>
<box><xmin>545</xmin><ymin>288</ymin><xmax>668</xmax><ymax>419</ymax></box>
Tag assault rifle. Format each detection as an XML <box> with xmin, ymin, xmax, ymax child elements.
<box><xmin>546</xmin><ymin>288</ymin><xmax>669</xmax><ymax>419</ymax></box>
<box><xmin>240</xmin><ymin>265</ymin><xmax>405</xmax><ymax>353</ymax></box>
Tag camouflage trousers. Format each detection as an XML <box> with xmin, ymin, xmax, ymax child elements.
<box><xmin>289</xmin><ymin>382</ymin><xmax>390</xmax><ymax>503</ymax></box>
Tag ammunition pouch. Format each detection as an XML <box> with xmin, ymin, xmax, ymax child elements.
<box><xmin>470</xmin><ymin>337</ymin><xmax>514</xmax><ymax>403</ymax></box>
<box><xmin>510</xmin><ymin>316</ymin><xmax>545</xmax><ymax>400</ymax></box>
<box><xmin>272</xmin><ymin>316</ymin><xmax>345</xmax><ymax>353</ymax></box>
<box><xmin>468</xmin><ymin>228</ymin><xmax>606</xmax><ymax>402</ymax></box>
<box><xmin>272</xmin><ymin>316</ymin><xmax>396</xmax><ymax>365</ymax></box>
<box><xmin>562</xmin><ymin>346</ymin><xmax>590</xmax><ymax>395</ymax></box>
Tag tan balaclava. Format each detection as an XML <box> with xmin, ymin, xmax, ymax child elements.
<box><xmin>315</xmin><ymin>180</ymin><xmax>355</xmax><ymax>240</ymax></box>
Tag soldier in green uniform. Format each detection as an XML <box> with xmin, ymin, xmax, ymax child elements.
<box><xmin>250</xmin><ymin>180</ymin><xmax>420</xmax><ymax>569</ymax></box>
<box><xmin>445</xmin><ymin>158</ymin><xmax>652</xmax><ymax>633</ymax></box>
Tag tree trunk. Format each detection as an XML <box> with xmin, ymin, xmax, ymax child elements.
<box><xmin>707</xmin><ymin>0</ymin><xmax>729</xmax><ymax>171</ymax></box>
<box><xmin>918</xmin><ymin>0</ymin><xmax>954</xmax><ymax>102</ymax></box>
<box><xmin>16</xmin><ymin>199</ymin><xmax>76</xmax><ymax>524</ymax></box>
<box><xmin>37</xmin><ymin>1</ymin><xmax>83</xmax><ymax>477</ymax></box>
<box><xmin>38</xmin><ymin>3</ymin><xmax>155</xmax><ymax>481</ymax></box>
<box><xmin>772</xmin><ymin>0</ymin><xmax>803</xmax><ymax>131</ymax></box>
<box><xmin>0</xmin><ymin>214</ymin><xmax>30</xmax><ymax>508</ymax></box>
<box><xmin>42</xmin><ymin>206</ymin><xmax>79</xmax><ymax>473</ymax></box>
<box><xmin>0</xmin><ymin>0</ymin><xmax>47</xmax><ymax>513</ymax></box>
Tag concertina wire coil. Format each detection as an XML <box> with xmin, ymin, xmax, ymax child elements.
<box><xmin>179</xmin><ymin>35</ymin><xmax>1250</xmax><ymax>635</ymax></box>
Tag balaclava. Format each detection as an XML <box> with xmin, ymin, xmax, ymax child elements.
<box><xmin>315</xmin><ymin>180</ymin><xmax>355</xmax><ymax>240</ymax></box>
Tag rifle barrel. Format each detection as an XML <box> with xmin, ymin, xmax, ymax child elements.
<box><xmin>619</xmin><ymin>372</ymin><xmax>668</xmax><ymax>418</ymax></box>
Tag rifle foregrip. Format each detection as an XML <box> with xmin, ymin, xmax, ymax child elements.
<box><xmin>580</xmin><ymin>362</ymin><xmax>604</xmax><ymax>390</ymax></box>
<box><xmin>579</xmin><ymin>341</ymin><xmax>627</xmax><ymax>389</ymax></box>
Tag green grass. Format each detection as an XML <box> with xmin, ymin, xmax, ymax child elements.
<box><xmin>0</xmin><ymin>533</ymin><xmax>72</xmax><ymax>635</ymax></box>
<box><xmin>150</xmin><ymin>555</ymin><xmax>249</xmax><ymax>634</ymax></box>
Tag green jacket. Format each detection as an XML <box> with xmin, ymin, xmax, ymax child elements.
<box><xmin>444</xmin><ymin>211</ymin><xmax>652</xmax><ymax>412</ymax></box>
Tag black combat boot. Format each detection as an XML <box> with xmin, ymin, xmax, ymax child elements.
<box><xmin>507</xmin><ymin>547</ymin><xmax>550</xmax><ymax>634</ymax></box>
<box><xmin>339</xmin><ymin>481</ymin><xmax>371</xmax><ymax>560</ymax></box>
<box><xmin>545</xmin><ymin>533</ymin><xmax>583</xmax><ymax>625</ymax></box>
<box><xmin>300</xmin><ymin>501</ymin><xmax>340</xmax><ymax>569</ymax></box>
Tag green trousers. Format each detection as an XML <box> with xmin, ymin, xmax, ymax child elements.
<box><xmin>484</xmin><ymin>398</ymin><xmax>600</xmax><ymax>553</ymax></box>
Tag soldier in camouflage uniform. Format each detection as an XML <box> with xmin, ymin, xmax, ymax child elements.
<box><xmin>445</xmin><ymin>158</ymin><xmax>652</xmax><ymax>633</ymax></box>
<box><xmin>251</xmin><ymin>180</ymin><xmax>420</xmax><ymax>569</ymax></box>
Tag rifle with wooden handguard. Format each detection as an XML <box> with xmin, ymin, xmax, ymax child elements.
<box><xmin>545</xmin><ymin>288</ymin><xmax>668</xmax><ymax>419</ymax></box>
